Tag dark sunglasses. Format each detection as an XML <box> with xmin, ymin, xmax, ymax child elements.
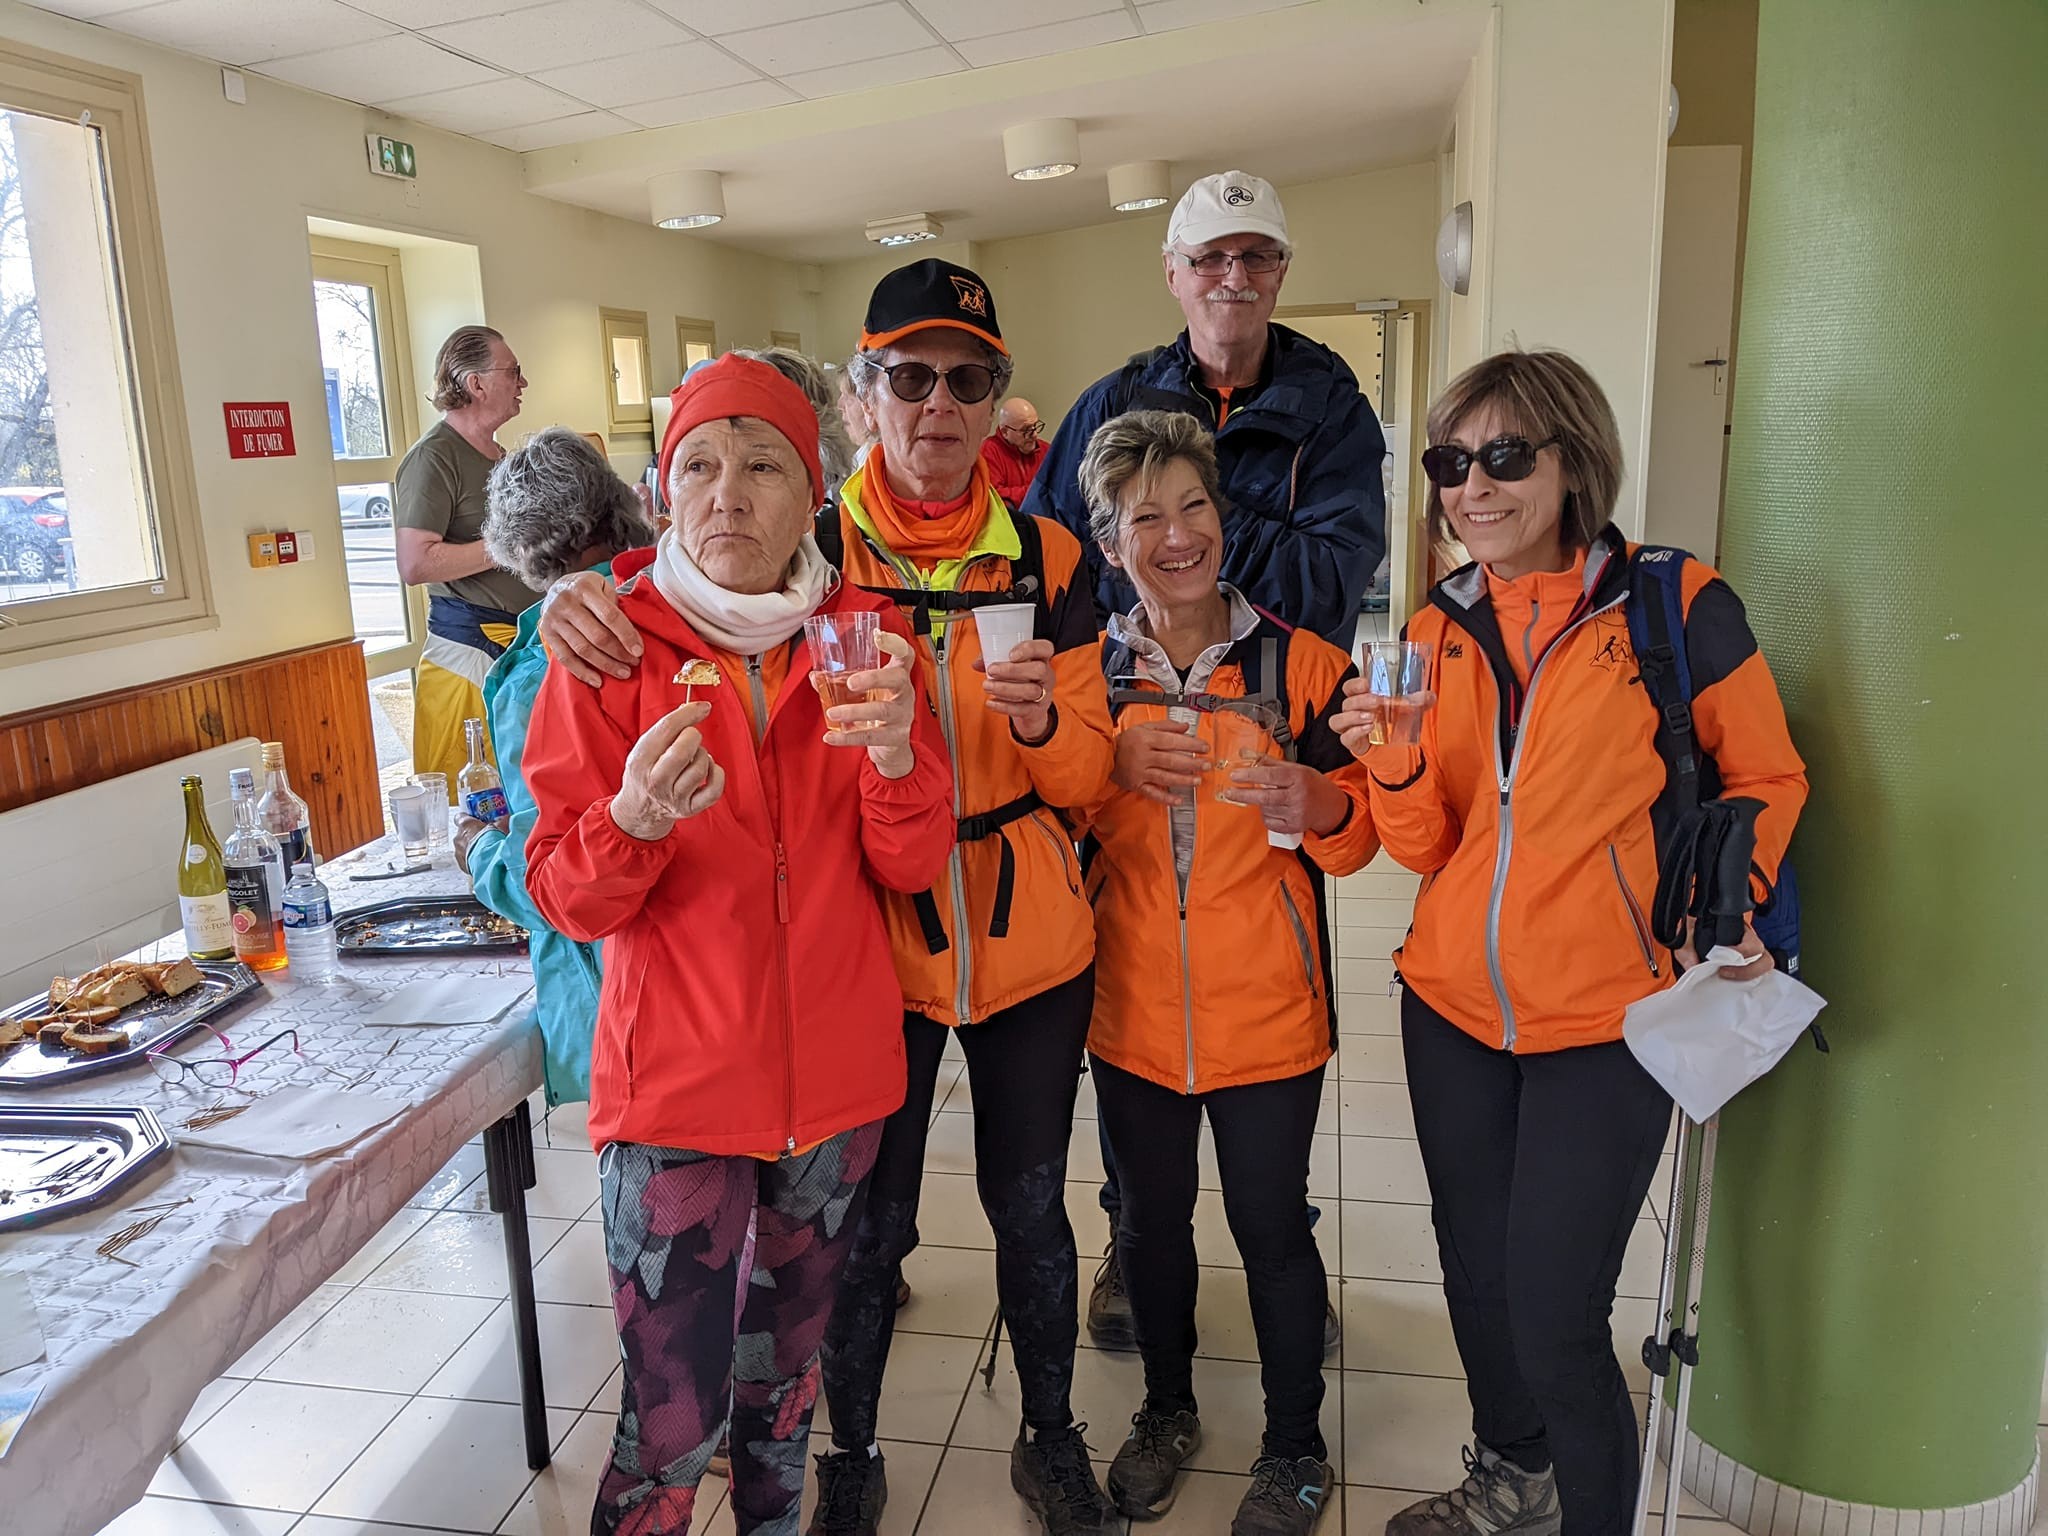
<box><xmin>1421</xmin><ymin>434</ymin><xmax>1561</xmax><ymax>488</ymax></box>
<box><xmin>871</xmin><ymin>360</ymin><xmax>998</xmax><ymax>405</ymax></box>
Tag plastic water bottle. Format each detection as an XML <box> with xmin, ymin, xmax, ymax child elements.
<box><xmin>282</xmin><ymin>861</ymin><xmax>338</xmax><ymax>982</ymax></box>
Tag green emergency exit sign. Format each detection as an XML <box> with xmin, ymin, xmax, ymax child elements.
<box><xmin>366</xmin><ymin>134</ymin><xmax>417</xmax><ymax>180</ymax></box>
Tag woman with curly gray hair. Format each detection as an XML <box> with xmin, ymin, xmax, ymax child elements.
<box><xmin>455</xmin><ymin>427</ymin><xmax>657</xmax><ymax>1108</ymax></box>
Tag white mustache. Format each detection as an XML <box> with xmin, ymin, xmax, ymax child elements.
<box><xmin>1205</xmin><ymin>287</ymin><xmax>1259</xmax><ymax>303</ymax></box>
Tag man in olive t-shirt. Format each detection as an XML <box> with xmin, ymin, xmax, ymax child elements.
<box><xmin>395</xmin><ymin>325</ymin><xmax>536</xmax><ymax>784</ymax></box>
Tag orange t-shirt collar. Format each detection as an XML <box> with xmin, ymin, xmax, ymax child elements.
<box><xmin>857</xmin><ymin>443</ymin><xmax>996</xmax><ymax>562</ymax></box>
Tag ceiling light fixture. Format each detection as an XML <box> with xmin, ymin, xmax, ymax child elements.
<box><xmin>1108</xmin><ymin>160</ymin><xmax>1170</xmax><ymax>212</ymax></box>
<box><xmin>650</xmin><ymin>169</ymin><xmax>724</xmax><ymax>230</ymax></box>
<box><xmin>1003</xmin><ymin>119</ymin><xmax>1079</xmax><ymax>181</ymax></box>
<box><xmin>865</xmin><ymin>213</ymin><xmax>944</xmax><ymax>247</ymax></box>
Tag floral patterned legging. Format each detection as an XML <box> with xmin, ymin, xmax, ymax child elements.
<box><xmin>594</xmin><ymin>1123</ymin><xmax>883</xmax><ymax>1536</ymax></box>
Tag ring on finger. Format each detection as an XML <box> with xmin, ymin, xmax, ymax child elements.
<box><xmin>1032</xmin><ymin>683</ymin><xmax>1048</xmax><ymax>705</ymax></box>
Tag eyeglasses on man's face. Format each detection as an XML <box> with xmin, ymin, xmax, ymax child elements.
<box><xmin>1173</xmin><ymin>247</ymin><xmax>1288</xmax><ymax>278</ymax></box>
<box><xmin>471</xmin><ymin>363</ymin><xmax>526</xmax><ymax>386</ymax></box>
<box><xmin>870</xmin><ymin>360</ymin><xmax>999</xmax><ymax>405</ymax></box>
<box><xmin>1002</xmin><ymin>419</ymin><xmax>1043</xmax><ymax>438</ymax></box>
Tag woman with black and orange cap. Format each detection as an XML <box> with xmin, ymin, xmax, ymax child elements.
<box><xmin>522</xmin><ymin>353</ymin><xmax>954</xmax><ymax>1536</ymax></box>
<box><xmin>537</xmin><ymin>267</ymin><xmax>1120</xmax><ymax>1536</ymax></box>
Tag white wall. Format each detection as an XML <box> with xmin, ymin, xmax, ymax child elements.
<box><xmin>1485</xmin><ymin>0</ymin><xmax>1675</xmax><ymax>537</ymax></box>
<box><xmin>0</xmin><ymin>0</ymin><xmax>812</xmax><ymax>716</ymax></box>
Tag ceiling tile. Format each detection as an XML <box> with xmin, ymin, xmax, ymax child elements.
<box><xmin>719</xmin><ymin>2</ymin><xmax>936</xmax><ymax>75</ymax></box>
<box><xmin>379</xmin><ymin>75</ymin><xmax>591</xmax><ymax>134</ymax></box>
<box><xmin>1137</xmin><ymin>0</ymin><xmax>1309</xmax><ymax>32</ymax></box>
<box><xmin>477</xmin><ymin>110</ymin><xmax>639</xmax><ymax>152</ymax></box>
<box><xmin>113</xmin><ymin>0</ymin><xmax>397</xmax><ymax>66</ymax></box>
<box><xmin>20</xmin><ymin>0</ymin><xmax>161</xmax><ymax>18</ymax></box>
<box><xmin>423</xmin><ymin>0</ymin><xmax>695</xmax><ymax>74</ymax></box>
<box><xmin>531</xmin><ymin>40</ymin><xmax>761</xmax><ymax>109</ymax></box>
<box><xmin>955</xmin><ymin>8</ymin><xmax>1137</xmax><ymax>66</ymax></box>
<box><xmin>614</xmin><ymin>78</ymin><xmax>800</xmax><ymax>130</ymax></box>
<box><xmin>260</xmin><ymin>33</ymin><xmax>501</xmax><ymax>104</ymax></box>
<box><xmin>908</xmin><ymin>0</ymin><xmax>1117</xmax><ymax>45</ymax></box>
<box><xmin>644</xmin><ymin>0</ymin><xmax>875</xmax><ymax>36</ymax></box>
<box><xmin>341</xmin><ymin>0</ymin><xmax>556</xmax><ymax>25</ymax></box>
<box><xmin>780</xmin><ymin>44</ymin><xmax>960</xmax><ymax>100</ymax></box>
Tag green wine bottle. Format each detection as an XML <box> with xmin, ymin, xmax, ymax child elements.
<box><xmin>177</xmin><ymin>774</ymin><xmax>233</xmax><ymax>960</ymax></box>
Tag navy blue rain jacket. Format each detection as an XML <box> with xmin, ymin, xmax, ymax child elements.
<box><xmin>1023</xmin><ymin>324</ymin><xmax>1387</xmax><ymax>647</ymax></box>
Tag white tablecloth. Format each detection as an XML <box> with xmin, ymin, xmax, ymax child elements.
<box><xmin>0</xmin><ymin>841</ymin><xmax>544</xmax><ymax>1536</ymax></box>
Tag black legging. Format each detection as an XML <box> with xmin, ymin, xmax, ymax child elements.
<box><xmin>1091</xmin><ymin>1054</ymin><xmax>1329</xmax><ymax>1460</ymax></box>
<box><xmin>821</xmin><ymin>967</ymin><xmax>1094</xmax><ymax>1447</ymax></box>
<box><xmin>1401</xmin><ymin>986</ymin><xmax>1671</xmax><ymax>1536</ymax></box>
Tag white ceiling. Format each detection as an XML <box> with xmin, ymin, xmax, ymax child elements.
<box><xmin>27</xmin><ymin>0</ymin><xmax>1484</xmax><ymax>262</ymax></box>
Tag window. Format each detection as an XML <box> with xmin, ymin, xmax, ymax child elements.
<box><xmin>309</xmin><ymin>235</ymin><xmax>420</xmax><ymax>678</ymax></box>
<box><xmin>600</xmin><ymin>307</ymin><xmax>651</xmax><ymax>441</ymax></box>
<box><xmin>0</xmin><ymin>41</ymin><xmax>207</xmax><ymax>658</ymax></box>
<box><xmin>770</xmin><ymin>329</ymin><xmax>802</xmax><ymax>351</ymax></box>
<box><xmin>676</xmin><ymin>315</ymin><xmax>716</xmax><ymax>381</ymax></box>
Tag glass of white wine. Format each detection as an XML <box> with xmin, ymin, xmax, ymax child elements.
<box><xmin>804</xmin><ymin>610</ymin><xmax>883</xmax><ymax>726</ymax></box>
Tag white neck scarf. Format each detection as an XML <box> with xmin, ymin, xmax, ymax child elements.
<box><xmin>649</xmin><ymin>526</ymin><xmax>834</xmax><ymax>654</ymax></box>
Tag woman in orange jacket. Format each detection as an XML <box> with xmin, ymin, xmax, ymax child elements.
<box><xmin>1331</xmin><ymin>350</ymin><xmax>1806</xmax><ymax>1536</ymax></box>
<box><xmin>537</xmin><ymin>264</ymin><xmax>1119</xmax><ymax>1536</ymax></box>
<box><xmin>1077</xmin><ymin>411</ymin><xmax>1378</xmax><ymax>1536</ymax></box>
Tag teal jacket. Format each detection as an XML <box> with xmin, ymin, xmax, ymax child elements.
<box><xmin>469</xmin><ymin>569</ymin><xmax>608</xmax><ymax>1105</ymax></box>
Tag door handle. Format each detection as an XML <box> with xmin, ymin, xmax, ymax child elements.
<box><xmin>1694</xmin><ymin>357</ymin><xmax>1729</xmax><ymax>367</ymax></box>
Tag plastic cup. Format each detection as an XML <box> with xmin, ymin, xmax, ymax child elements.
<box><xmin>410</xmin><ymin>773</ymin><xmax>451</xmax><ymax>856</ymax></box>
<box><xmin>805</xmin><ymin>610</ymin><xmax>882</xmax><ymax>725</ymax></box>
<box><xmin>1209</xmin><ymin>708</ymin><xmax>1280</xmax><ymax>803</ymax></box>
<box><xmin>971</xmin><ymin>604</ymin><xmax>1035</xmax><ymax>667</ymax></box>
<box><xmin>1358</xmin><ymin>640</ymin><xmax>1433</xmax><ymax>746</ymax></box>
<box><xmin>388</xmin><ymin>784</ymin><xmax>433</xmax><ymax>861</ymax></box>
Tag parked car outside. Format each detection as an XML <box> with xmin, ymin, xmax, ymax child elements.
<box><xmin>337</xmin><ymin>485</ymin><xmax>392</xmax><ymax>522</ymax></box>
<box><xmin>0</xmin><ymin>487</ymin><xmax>69</xmax><ymax>583</ymax></box>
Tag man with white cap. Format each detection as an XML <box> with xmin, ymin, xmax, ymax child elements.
<box><xmin>1025</xmin><ymin>169</ymin><xmax>1386</xmax><ymax>649</ymax></box>
<box><xmin>1026</xmin><ymin>169</ymin><xmax>1376</xmax><ymax>1367</ymax></box>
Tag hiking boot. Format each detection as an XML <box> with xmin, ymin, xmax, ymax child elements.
<box><xmin>1086</xmin><ymin>1235</ymin><xmax>1135</xmax><ymax>1350</ymax></box>
<box><xmin>1322</xmin><ymin>1298</ymin><xmax>1341</xmax><ymax>1361</ymax></box>
<box><xmin>806</xmin><ymin>1448</ymin><xmax>888</xmax><ymax>1536</ymax></box>
<box><xmin>1011</xmin><ymin>1424</ymin><xmax>1115</xmax><ymax>1536</ymax></box>
<box><xmin>1231</xmin><ymin>1454</ymin><xmax>1334</xmax><ymax>1536</ymax></box>
<box><xmin>1107</xmin><ymin>1407</ymin><xmax>1202</xmax><ymax>1519</ymax></box>
<box><xmin>1385</xmin><ymin>1444</ymin><xmax>1561</xmax><ymax>1536</ymax></box>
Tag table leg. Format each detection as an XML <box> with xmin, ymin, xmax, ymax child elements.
<box><xmin>485</xmin><ymin>1101</ymin><xmax>551</xmax><ymax>1471</ymax></box>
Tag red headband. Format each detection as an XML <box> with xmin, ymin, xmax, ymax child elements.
<box><xmin>656</xmin><ymin>354</ymin><xmax>824</xmax><ymax>508</ymax></box>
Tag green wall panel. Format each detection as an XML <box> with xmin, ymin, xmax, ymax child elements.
<box><xmin>1695</xmin><ymin>0</ymin><xmax>2048</xmax><ymax>1506</ymax></box>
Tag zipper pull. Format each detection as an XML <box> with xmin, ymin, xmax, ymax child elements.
<box><xmin>787</xmin><ymin>1135</ymin><xmax>797</xmax><ymax>1153</ymax></box>
<box><xmin>774</xmin><ymin>842</ymin><xmax>791</xmax><ymax>924</ymax></box>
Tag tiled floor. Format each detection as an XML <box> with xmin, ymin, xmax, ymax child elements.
<box><xmin>94</xmin><ymin>859</ymin><xmax>2039</xmax><ymax>1535</ymax></box>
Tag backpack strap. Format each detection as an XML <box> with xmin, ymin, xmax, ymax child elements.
<box><xmin>1626</xmin><ymin>546</ymin><xmax>1700</xmax><ymax>816</ymax></box>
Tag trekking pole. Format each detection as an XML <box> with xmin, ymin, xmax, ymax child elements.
<box><xmin>1660</xmin><ymin>1113</ymin><xmax>1720</xmax><ymax>1536</ymax></box>
<box><xmin>1633</xmin><ymin>1112</ymin><xmax>1694</xmax><ymax>1536</ymax></box>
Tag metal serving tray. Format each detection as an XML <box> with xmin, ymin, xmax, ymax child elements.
<box><xmin>0</xmin><ymin>962</ymin><xmax>264</xmax><ymax>1088</ymax></box>
<box><xmin>0</xmin><ymin>1105</ymin><xmax>172</xmax><ymax>1232</ymax></box>
<box><xmin>335</xmin><ymin>896</ymin><xmax>528</xmax><ymax>957</ymax></box>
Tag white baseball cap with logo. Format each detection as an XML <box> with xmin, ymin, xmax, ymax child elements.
<box><xmin>1165</xmin><ymin>170</ymin><xmax>1292</xmax><ymax>252</ymax></box>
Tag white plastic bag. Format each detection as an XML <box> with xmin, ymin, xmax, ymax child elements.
<box><xmin>1622</xmin><ymin>946</ymin><xmax>1826</xmax><ymax>1121</ymax></box>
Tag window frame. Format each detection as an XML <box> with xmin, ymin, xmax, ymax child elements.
<box><xmin>0</xmin><ymin>39</ymin><xmax>210</xmax><ymax>661</ymax></box>
<box><xmin>599</xmin><ymin>306</ymin><xmax>652</xmax><ymax>443</ymax></box>
<box><xmin>675</xmin><ymin>314</ymin><xmax>717</xmax><ymax>380</ymax></box>
<box><xmin>310</xmin><ymin>235</ymin><xmax>422</xmax><ymax>679</ymax></box>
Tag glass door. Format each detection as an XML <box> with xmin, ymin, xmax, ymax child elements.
<box><xmin>310</xmin><ymin>236</ymin><xmax>421</xmax><ymax>678</ymax></box>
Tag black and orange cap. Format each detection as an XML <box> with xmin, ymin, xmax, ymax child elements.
<box><xmin>858</xmin><ymin>258</ymin><xmax>1008</xmax><ymax>356</ymax></box>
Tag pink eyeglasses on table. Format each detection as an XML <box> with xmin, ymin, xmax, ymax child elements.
<box><xmin>146</xmin><ymin>1023</ymin><xmax>304</xmax><ymax>1089</ymax></box>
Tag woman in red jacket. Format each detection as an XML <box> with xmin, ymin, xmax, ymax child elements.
<box><xmin>523</xmin><ymin>355</ymin><xmax>954</xmax><ymax>1536</ymax></box>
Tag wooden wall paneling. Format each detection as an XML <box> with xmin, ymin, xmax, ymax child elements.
<box><xmin>0</xmin><ymin>638</ymin><xmax>384</xmax><ymax>857</ymax></box>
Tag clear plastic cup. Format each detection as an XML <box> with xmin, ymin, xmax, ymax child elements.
<box><xmin>1209</xmin><ymin>707</ymin><xmax>1281</xmax><ymax>803</ymax></box>
<box><xmin>388</xmin><ymin>783</ymin><xmax>434</xmax><ymax>861</ymax></box>
<box><xmin>1358</xmin><ymin>640</ymin><xmax>1433</xmax><ymax>746</ymax></box>
<box><xmin>410</xmin><ymin>772</ymin><xmax>450</xmax><ymax>858</ymax></box>
<box><xmin>971</xmin><ymin>604</ymin><xmax>1035</xmax><ymax>667</ymax></box>
<box><xmin>805</xmin><ymin>610</ymin><xmax>882</xmax><ymax>723</ymax></box>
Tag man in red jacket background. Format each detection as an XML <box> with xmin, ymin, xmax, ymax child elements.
<box><xmin>980</xmin><ymin>395</ymin><xmax>1050</xmax><ymax>508</ymax></box>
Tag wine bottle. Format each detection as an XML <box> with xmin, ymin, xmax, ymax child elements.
<box><xmin>177</xmin><ymin>774</ymin><xmax>233</xmax><ymax>960</ymax></box>
<box><xmin>256</xmin><ymin>741</ymin><xmax>314</xmax><ymax>871</ymax></box>
<box><xmin>458</xmin><ymin>717</ymin><xmax>509</xmax><ymax>823</ymax></box>
<box><xmin>224</xmin><ymin>768</ymin><xmax>288</xmax><ymax>971</ymax></box>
